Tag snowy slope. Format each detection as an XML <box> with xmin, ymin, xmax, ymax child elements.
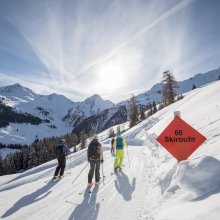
<box><xmin>0</xmin><ymin>80</ymin><xmax>220</xmax><ymax>220</ymax></box>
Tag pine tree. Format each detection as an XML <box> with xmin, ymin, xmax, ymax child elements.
<box><xmin>80</xmin><ymin>131</ymin><xmax>87</xmax><ymax>149</ymax></box>
<box><xmin>218</xmin><ymin>75</ymin><xmax>220</xmax><ymax>80</ymax></box>
<box><xmin>146</xmin><ymin>103</ymin><xmax>153</xmax><ymax>117</ymax></box>
<box><xmin>129</xmin><ymin>95</ymin><xmax>139</xmax><ymax>128</ymax></box>
<box><xmin>152</xmin><ymin>101</ymin><xmax>157</xmax><ymax>114</ymax></box>
<box><xmin>108</xmin><ymin>128</ymin><xmax>115</xmax><ymax>138</ymax></box>
<box><xmin>162</xmin><ymin>70</ymin><xmax>179</xmax><ymax>106</ymax></box>
<box><xmin>0</xmin><ymin>153</ymin><xmax>3</xmax><ymax>175</ymax></box>
<box><xmin>192</xmin><ymin>84</ymin><xmax>196</xmax><ymax>90</ymax></box>
<box><xmin>117</xmin><ymin>125</ymin><xmax>121</xmax><ymax>133</ymax></box>
<box><xmin>70</xmin><ymin>133</ymin><xmax>78</xmax><ymax>149</ymax></box>
<box><xmin>140</xmin><ymin>110</ymin><xmax>146</xmax><ymax>121</ymax></box>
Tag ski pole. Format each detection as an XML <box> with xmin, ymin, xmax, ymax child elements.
<box><xmin>126</xmin><ymin>147</ymin><xmax>130</xmax><ymax>168</ymax></box>
<box><xmin>72</xmin><ymin>162</ymin><xmax>89</xmax><ymax>184</ymax></box>
<box><xmin>101</xmin><ymin>162</ymin><xmax>105</xmax><ymax>185</ymax></box>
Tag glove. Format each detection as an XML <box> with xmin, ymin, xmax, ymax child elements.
<box><xmin>100</xmin><ymin>159</ymin><xmax>104</xmax><ymax>163</ymax></box>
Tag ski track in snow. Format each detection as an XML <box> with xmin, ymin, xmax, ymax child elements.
<box><xmin>0</xmin><ymin>144</ymin><xmax>161</xmax><ymax>220</ymax></box>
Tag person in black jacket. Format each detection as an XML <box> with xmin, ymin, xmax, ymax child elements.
<box><xmin>53</xmin><ymin>138</ymin><xmax>71</xmax><ymax>179</ymax></box>
<box><xmin>87</xmin><ymin>138</ymin><xmax>104</xmax><ymax>187</ymax></box>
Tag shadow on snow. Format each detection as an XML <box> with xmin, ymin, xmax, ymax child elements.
<box><xmin>1</xmin><ymin>181</ymin><xmax>58</xmax><ymax>218</ymax></box>
<box><xmin>115</xmin><ymin>171</ymin><xmax>136</xmax><ymax>201</ymax></box>
<box><xmin>68</xmin><ymin>187</ymin><xmax>100</xmax><ymax>220</ymax></box>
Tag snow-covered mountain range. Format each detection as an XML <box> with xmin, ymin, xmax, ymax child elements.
<box><xmin>0</xmin><ymin>80</ymin><xmax>220</xmax><ymax>220</ymax></box>
<box><xmin>0</xmin><ymin>84</ymin><xmax>114</xmax><ymax>145</ymax></box>
<box><xmin>0</xmin><ymin>67</ymin><xmax>219</xmax><ymax>145</ymax></box>
<box><xmin>73</xmin><ymin>68</ymin><xmax>220</xmax><ymax>135</ymax></box>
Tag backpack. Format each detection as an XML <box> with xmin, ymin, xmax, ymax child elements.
<box><xmin>88</xmin><ymin>139</ymin><xmax>101</xmax><ymax>160</ymax></box>
<box><xmin>116</xmin><ymin>137</ymin><xmax>123</xmax><ymax>149</ymax></box>
<box><xmin>55</xmin><ymin>145</ymin><xmax>65</xmax><ymax>158</ymax></box>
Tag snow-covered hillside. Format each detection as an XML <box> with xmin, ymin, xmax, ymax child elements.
<box><xmin>0</xmin><ymin>84</ymin><xmax>114</xmax><ymax>145</ymax></box>
<box><xmin>0</xmin><ymin>80</ymin><xmax>219</xmax><ymax>220</ymax></box>
<box><xmin>119</xmin><ymin>67</ymin><xmax>220</xmax><ymax>106</ymax></box>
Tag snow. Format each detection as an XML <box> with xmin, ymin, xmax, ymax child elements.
<box><xmin>173</xmin><ymin>156</ymin><xmax>220</xmax><ymax>197</ymax></box>
<box><xmin>0</xmin><ymin>80</ymin><xmax>220</xmax><ymax>219</ymax></box>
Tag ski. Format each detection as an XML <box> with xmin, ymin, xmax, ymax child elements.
<box><xmin>50</xmin><ymin>176</ymin><xmax>64</xmax><ymax>183</ymax></box>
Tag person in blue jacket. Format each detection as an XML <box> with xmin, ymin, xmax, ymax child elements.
<box><xmin>53</xmin><ymin>138</ymin><xmax>71</xmax><ymax>179</ymax></box>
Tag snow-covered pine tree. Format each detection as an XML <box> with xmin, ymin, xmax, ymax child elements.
<box><xmin>162</xmin><ymin>70</ymin><xmax>179</xmax><ymax>106</ymax></box>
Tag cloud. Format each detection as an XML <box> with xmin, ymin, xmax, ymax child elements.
<box><xmin>0</xmin><ymin>0</ymin><xmax>219</xmax><ymax>103</ymax></box>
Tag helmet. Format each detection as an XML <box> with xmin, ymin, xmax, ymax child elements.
<box><xmin>59</xmin><ymin>138</ymin><xmax>65</xmax><ymax>144</ymax></box>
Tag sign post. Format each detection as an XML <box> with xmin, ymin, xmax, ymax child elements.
<box><xmin>156</xmin><ymin>113</ymin><xmax>206</xmax><ymax>161</ymax></box>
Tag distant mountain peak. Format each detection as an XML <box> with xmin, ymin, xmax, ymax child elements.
<box><xmin>0</xmin><ymin>83</ymin><xmax>37</xmax><ymax>102</ymax></box>
<box><xmin>11</xmin><ymin>83</ymin><xmax>22</xmax><ymax>87</ymax></box>
<box><xmin>86</xmin><ymin>94</ymin><xmax>101</xmax><ymax>101</ymax></box>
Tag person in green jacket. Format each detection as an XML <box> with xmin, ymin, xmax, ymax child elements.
<box><xmin>113</xmin><ymin>132</ymin><xmax>128</xmax><ymax>171</ymax></box>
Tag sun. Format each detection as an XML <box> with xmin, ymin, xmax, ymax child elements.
<box><xmin>97</xmin><ymin>62</ymin><xmax>124</xmax><ymax>93</ymax></box>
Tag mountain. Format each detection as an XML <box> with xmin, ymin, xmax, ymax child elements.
<box><xmin>72</xmin><ymin>105</ymin><xmax>128</xmax><ymax>135</ymax></box>
<box><xmin>0</xmin><ymin>67</ymin><xmax>219</xmax><ymax>145</ymax></box>
<box><xmin>0</xmin><ymin>80</ymin><xmax>220</xmax><ymax>219</ymax></box>
<box><xmin>72</xmin><ymin>67</ymin><xmax>220</xmax><ymax>135</ymax></box>
<box><xmin>0</xmin><ymin>85</ymin><xmax>114</xmax><ymax>145</ymax></box>
<box><xmin>63</xmin><ymin>94</ymin><xmax>114</xmax><ymax>127</ymax></box>
<box><xmin>0</xmin><ymin>83</ymin><xmax>37</xmax><ymax>103</ymax></box>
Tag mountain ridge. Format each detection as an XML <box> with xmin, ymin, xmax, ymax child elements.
<box><xmin>0</xmin><ymin>67</ymin><xmax>219</xmax><ymax>144</ymax></box>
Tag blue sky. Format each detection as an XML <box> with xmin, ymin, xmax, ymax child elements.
<box><xmin>0</xmin><ymin>0</ymin><xmax>220</xmax><ymax>103</ymax></box>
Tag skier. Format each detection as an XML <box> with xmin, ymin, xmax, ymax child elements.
<box><xmin>111</xmin><ymin>137</ymin><xmax>115</xmax><ymax>155</ymax></box>
<box><xmin>53</xmin><ymin>138</ymin><xmax>71</xmax><ymax>179</ymax></box>
<box><xmin>113</xmin><ymin>132</ymin><xmax>128</xmax><ymax>171</ymax></box>
<box><xmin>87</xmin><ymin>137</ymin><xmax>104</xmax><ymax>187</ymax></box>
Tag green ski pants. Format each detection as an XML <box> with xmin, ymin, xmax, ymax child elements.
<box><xmin>114</xmin><ymin>149</ymin><xmax>124</xmax><ymax>169</ymax></box>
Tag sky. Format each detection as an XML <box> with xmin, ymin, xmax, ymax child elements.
<box><xmin>0</xmin><ymin>0</ymin><xmax>220</xmax><ymax>103</ymax></box>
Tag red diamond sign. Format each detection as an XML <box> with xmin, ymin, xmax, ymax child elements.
<box><xmin>156</xmin><ymin>116</ymin><xmax>207</xmax><ymax>161</ymax></box>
